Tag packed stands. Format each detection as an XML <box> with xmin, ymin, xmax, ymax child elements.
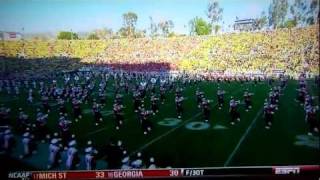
<box><xmin>180</xmin><ymin>25</ymin><xmax>319</xmax><ymax>76</ymax></box>
<box><xmin>1</xmin><ymin>25</ymin><xmax>319</xmax><ymax>77</ymax></box>
<box><xmin>2</xmin><ymin>40</ymin><xmax>110</xmax><ymax>59</ymax></box>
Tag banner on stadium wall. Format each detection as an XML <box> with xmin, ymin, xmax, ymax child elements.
<box><xmin>272</xmin><ymin>69</ymin><xmax>285</xmax><ymax>74</ymax></box>
<box><xmin>0</xmin><ymin>32</ymin><xmax>22</xmax><ymax>41</ymax></box>
<box><xmin>272</xmin><ymin>69</ymin><xmax>285</xmax><ymax>77</ymax></box>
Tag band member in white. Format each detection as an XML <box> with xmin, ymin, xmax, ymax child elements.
<box><xmin>131</xmin><ymin>152</ymin><xmax>144</xmax><ymax>168</ymax></box>
<box><xmin>3</xmin><ymin>129</ymin><xmax>14</xmax><ymax>153</ymax></box>
<box><xmin>48</xmin><ymin>138</ymin><xmax>61</xmax><ymax>169</ymax></box>
<box><xmin>85</xmin><ymin>146</ymin><xmax>98</xmax><ymax>170</ymax></box>
<box><xmin>20</xmin><ymin>132</ymin><xmax>36</xmax><ymax>159</ymax></box>
<box><xmin>121</xmin><ymin>156</ymin><xmax>131</xmax><ymax>169</ymax></box>
<box><xmin>148</xmin><ymin>157</ymin><xmax>156</xmax><ymax>169</ymax></box>
<box><xmin>66</xmin><ymin>140</ymin><xmax>79</xmax><ymax>170</ymax></box>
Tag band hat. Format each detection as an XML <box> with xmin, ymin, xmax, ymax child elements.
<box><xmin>122</xmin><ymin>156</ymin><xmax>130</xmax><ymax>163</ymax></box>
<box><xmin>23</xmin><ymin>132</ymin><xmax>30</xmax><ymax>137</ymax></box>
<box><xmin>85</xmin><ymin>147</ymin><xmax>92</xmax><ymax>153</ymax></box>
<box><xmin>51</xmin><ymin>139</ymin><xmax>59</xmax><ymax>144</ymax></box>
<box><xmin>68</xmin><ymin>140</ymin><xmax>76</xmax><ymax>147</ymax></box>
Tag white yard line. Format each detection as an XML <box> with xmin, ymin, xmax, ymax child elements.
<box><xmin>129</xmin><ymin>86</ymin><xmax>246</xmax><ymax>156</ymax></box>
<box><xmin>86</xmin><ymin>126</ymin><xmax>111</xmax><ymax>137</ymax></box>
<box><xmin>223</xmin><ymin>83</ymin><xmax>274</xmax><ymax>167</ymax></box>
<box><xmin>129</xmin><ymin>111</ymin><xmax>203</xmax><ymax>156</ymax></box>
<box><xmin>223</xmin><ymin>107</ymin><xmax>264</xmax><ymax>167</ymax></box>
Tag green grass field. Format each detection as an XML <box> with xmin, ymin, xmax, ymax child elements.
<box><xmin>1</xmin><ymin>78</ymin><xmax>319</xmax><ymax>170</ymax></box>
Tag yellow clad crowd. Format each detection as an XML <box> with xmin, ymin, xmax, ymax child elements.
<box><xmin>1</xmin><ymin>24</ymin><xmax>318</xmax><ymax>77</ymax></box>
<box><xmin>180</xmin><ymin>25</ymin><xmax>319</xmax><ymax>75</ymax></box>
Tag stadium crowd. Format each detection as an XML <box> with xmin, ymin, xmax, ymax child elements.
<box><xmin>1</xmin><ymin>25</ymin><xmax>318</xmax><ymax>78</ymax></box>
<box><xmin>180</xmin><ymin>25</ymin><xmax>319</xmax><ymax>76</ymax></box>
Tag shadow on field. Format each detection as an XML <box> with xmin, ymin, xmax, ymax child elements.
<box><xmin>0</xmin><ymin>56</ymin><xmax>85</xmax><ymax>79</ymax></box>
<box><xmin>98</xmin><ymin>62</ymin><xmax>173</xmax><ymax>72</ymax></box>
<box><xmin>0</xmin><ymin>56</ymin><xmax>173</xmax><ymax>80</ymax></box>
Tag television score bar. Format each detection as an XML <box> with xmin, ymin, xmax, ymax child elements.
<box><xmin>31</xmin><ymin>169</ymin><xmax>179</xmax><ymax>179</ymax></box>
<box><xmin>10</xmin><ymin>165</ymin><xmax>319</xmax><ymax>179</ymax></box>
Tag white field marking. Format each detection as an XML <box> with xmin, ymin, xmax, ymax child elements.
<box><xmin>101</xmin><ymin>110</ymin><xmax>113</xmax><ymax>116</ymax></box>
<box><xmin>129</xmin><ymin>111</ymin><xmax>203</xmax><ymax>156</ymax></box>
<box><xmin>223</xmin><ymin>107</ymin><xmax>264</xmax><ymax>167</ymax></box>
<box><xmin>158</xmin><ymin>118</ymin><xmax>182</xmax><ymax>126</ymax></box>
<box><xmin>49</xmin><ymin>102</ymin><xmax>58</xmax><ymax>107</ymax></box>
<box><xmin>129</xmin><ymin>86</ymin><xmax>244</xmax><ymax>156</ymax></box>
<box><xmin>185</xmin><ymin>121</ymin><xmax>210</xmax><ymax>130</ymax></box>
<box><xmin>86</xmin><ymin>126</ymin><xmax>111</xmax><ymax>137</ymax></box>
<box><xmin>294</xmin><ymin>134</ymin><xmax>320</xmax><ymax>149</ymax></box>
<box><xmin>83</xmin><ymin>109</ymin><xmax>92</xmax><ymax>114</ymax></box>
<box><xmin>83</xmin><ymin>109</ymin><xmax>113</xmax><ymax>115</ymax></box>
<box><xmin>212</xmin><ymin>124</ymin><xmax>228</xmax><ymax>130</ymax></box>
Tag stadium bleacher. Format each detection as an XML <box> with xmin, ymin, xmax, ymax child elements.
<box><xmin>1</xmin><ymin>25</ymin><xmax>318</xmax><ymax>79</ymax></box>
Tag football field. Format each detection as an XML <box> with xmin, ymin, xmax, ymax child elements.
<box><xmin>1</xmin><ymin>78</ymin><xmax>319</xmax><ymax>170</ymax></box>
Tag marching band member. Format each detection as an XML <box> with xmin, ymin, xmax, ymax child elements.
<box><xmin>150</xmin><ymin>94</ymin><xmax>159</xmax><ymax>115</ymax></box>
<box><xmin>243</xmin><ymin>90</ymin><xmax>253</xmax><ymax>112</ymax></box>
<box><xmin>217</xmin><ymin>89</ymin><xmax>225</xmax><ymax>110</ymax></box>
<box><xmin>113</xmin><ymin>103</ymin><xmax>124</xmax><ymax>130</ymax></box>
<box><xmin>72</xmin><ymin>98</ymin><xmax>82</xmax><ymax>122</ymax></box>
<box><xmin>131</xmin><ymin>152</ymin><xmax>144</xmax><ymax>169</ymax></box>
<box><xmin>92</xmin><ymin>101</ymin><xmax>103</xmax><ymax>126</ymax></box>
<box><xmin>2</xmin><ymin>129</ymin><xmax>14</xmax><ymax>153</ymax></box>
<box><xmin>175</xmin><ymin>95</ymin><xmax>184</xmax><ymax>119</ymax></box>
<box><xmin>84</xmin><ymin>142</ymin><xmax>98</xmax><ymax>170</ymax></box>
<box><xmin>121</xmin><ymin>156</ymin><xmax>132</xmax><ymax>169</ymax></box>
<box><xmin>147</xmin><ymin>157</ymin><xmax>157</xmax><ymax>169</ymax></box>
<box><xmin>20</xmin><ymin>131</ymin><xmax>36</xmax><ymax>159</ymax></box>
<box><xmin>47</xmin><ymin>138</ymin><xmax>62</xmax><ymax>169</ymax></box>
<box><xmin>229</xmin><ymin>97</ymin><xmax>241</xmax><ymax>125</ymax></box>
<box><xmin>66</xmin><ymin>140</ymin><xmax>80</xmax><ymax>170</ymax></box>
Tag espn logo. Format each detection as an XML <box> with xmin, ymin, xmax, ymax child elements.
<box><xmin>274</xmin><ymin>167</ymin><xmax>300</xmax><ymax>175</ymax></box>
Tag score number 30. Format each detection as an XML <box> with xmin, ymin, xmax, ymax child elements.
<box><xmin>169</xmin><ymin>169</ymin><xmax>179</xmax><ymax>176</ymax></box>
